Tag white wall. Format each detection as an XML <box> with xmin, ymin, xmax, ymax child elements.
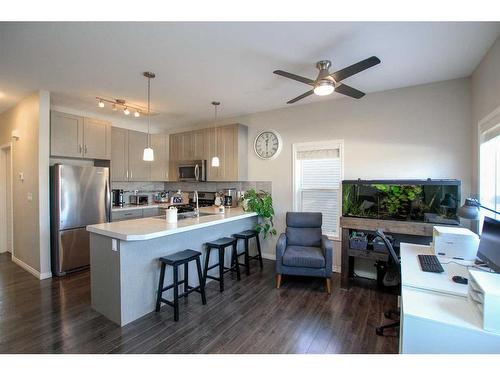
<box><xmin>0</xmin><ymin>91</ymin><xmax>51</xmax><ymax>278</ymax></box>
<box><xmin>471</xmin><ymin>36</ymin><xmax>500</xmax><ymax>195</ymax></box>
<box><xmin>210</xmin><ymin>78</ymin><xmax>473</xmax><ymax>262</ymax></box>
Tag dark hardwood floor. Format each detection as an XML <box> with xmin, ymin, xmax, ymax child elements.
<box><xmin>0</xmin><ymin>252</ymin><xmax>398</xmax><ymax>354</ymax></box>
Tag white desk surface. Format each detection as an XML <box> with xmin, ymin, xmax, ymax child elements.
<box><xmin>400</xmin><ymin>242</ymin><xmax>470</xmax><ymax>297</ymax></box>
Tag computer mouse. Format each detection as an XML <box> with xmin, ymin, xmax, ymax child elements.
<box><xmin>452</xmin><ymin>276</ymin><xmax>468</xmax><ymax>285</ymax></box>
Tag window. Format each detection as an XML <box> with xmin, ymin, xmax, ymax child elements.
<box><xmin>480</xmin><ymin>128</ymin><xmax>500</xmax><ymax>221</ymax></box>
<box><xmin>293</xmin><ymin>140</ymin><xmax>343</xmax><ymax>238</ymax></box>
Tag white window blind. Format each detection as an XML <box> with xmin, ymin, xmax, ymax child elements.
<box><xmin>480</xmin><ymin>133</ymin><xmax>500</xmax><ymax>222</ymax></box>
<box><xmin>293</xmin><ymin>141</ymin><xmax>343</xmax><ymax>238</ymax></box>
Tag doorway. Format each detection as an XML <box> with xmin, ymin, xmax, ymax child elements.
<box><xmin>0</xmin><ymin>143</ymin><xmax>13</xmax><ymax>256</ymax></box>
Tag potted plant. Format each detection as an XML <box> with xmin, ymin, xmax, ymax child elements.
<box><xmin>240</xmin><ymin>189</ymin><xmax>277</xmax><ymax>238</ymax></box>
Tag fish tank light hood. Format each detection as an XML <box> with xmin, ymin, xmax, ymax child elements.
<box><xmin>342</xmin><ymin>179</ymin><xmax>461</xmax><ymax>225</ymax></box>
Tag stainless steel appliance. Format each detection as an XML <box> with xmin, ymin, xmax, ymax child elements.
<box><xmin>130</xmin><ymin>194</ymin><xmax>148</xmax><ymax>205</ymax></box>
<box><xmin>189</xmin><ymin>191</ymin><xmax>216</xmax><ymax>207</ymax></box>
<box><xmin>223</xmin><ymin>188</ymin><xmax>238</xmax><ymax>208</ymax></box>
<box><xmin>112</xmin><ymin>189</ymin><xmax>124</xmax><ymax>207</ymax></box>
<box><xmin>50</xmin><ymin>164</ymin><xmax>110</xmax><ymax>276</ymax></box>
<box><xmin>178</xmin><ymin>160</ymin><xmax>207</xmax><ymax>182</ymax></box>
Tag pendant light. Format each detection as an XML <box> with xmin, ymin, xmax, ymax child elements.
<box><xmin>211</xmin><ymin>101</ymin><xmax>220</xmax><ymax>167</ymax></box>
<box><xmin>143</xmin><ymin>71</ymin><xmax>155</xmax><ymax>162</ymax></box>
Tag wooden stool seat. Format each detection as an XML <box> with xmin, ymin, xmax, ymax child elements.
<box><xmin>206</xmin><ymin>237</ymin><xmax>236</xmax><ymax>247</ymax></box>
<box><xmin>160</xmin><ymin>249</ymin><xmax>202</xmax><ymax>265</ymax></box>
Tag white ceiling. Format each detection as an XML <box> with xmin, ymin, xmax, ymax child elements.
<box><xmin>1</xmin><ymin>22</ymin><xmax>499</xmax><ymax>130</ymax></box>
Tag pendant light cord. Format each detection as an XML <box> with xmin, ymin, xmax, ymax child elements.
<box><xmin>147</xmin><ymin>76</ymin><xmax>151</xmax><ymax>148</ymax></box>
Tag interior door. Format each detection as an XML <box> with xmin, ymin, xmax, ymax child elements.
<box><xmin>128</xmin><ymin>130</ymin><xmax>150</xmax><ymax>181</ymax></box>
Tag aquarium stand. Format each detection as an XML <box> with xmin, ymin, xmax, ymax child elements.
<box><xmin>339</xmin><ymin>216</ymin><xmax>439</xmax><ymax>290</ymax></box>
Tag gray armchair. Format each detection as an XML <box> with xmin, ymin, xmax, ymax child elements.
<box><xmin>276</xmin><ymin>212</ymin><xmax>333</xmax><ymax>293</ymax></box>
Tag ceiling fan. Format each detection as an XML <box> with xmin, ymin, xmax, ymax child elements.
<box><xmin>273</xmin><ymin>56</ymin><xmax>381</xmax><ymax>104</ymax></box>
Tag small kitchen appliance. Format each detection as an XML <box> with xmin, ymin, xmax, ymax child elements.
<box><xmin>129</xmin><ymin>194</ymin><xmax>149</xmax><ymax>205</ymax></box>
<box><xmin>112</xmin><ymin>189</ymin><xmax>125</xmax><ymax>207</ymax></box>
<box><xmin>223</xmin><ymin>188</ymin><xmax>237</xmax><ymax>208</ymax></box>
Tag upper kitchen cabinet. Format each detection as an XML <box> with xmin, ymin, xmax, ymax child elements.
<box><xmin>150</xmin><ymin>134</ymin><xmax>168</xmax><ymax>181</ymax></box>
<box><xmin>110</xmin><ymin>127</ymin><xmax>128</xmax><ymax>181</ymax></box>
<box><xmin>169</xmin><ymin>124</ymin><xmax>247</xmax><ymax>182</ymax></box>
<box><xmin>82</xmin><ymin>118</ymin><xmax>111</xmax><ymax>159</ymax></box>
<box><xmin>127</xmin><ymin>130</ymin><xmax>151</xmax><ymax>182</ymax></box>
<box><xmin>50</xmin><ymin>111</ymin><xmax>111</xmax><ymax>160</ymax></box>
<box><xmin>111</xmin><ymin>127</ymin><xmax>166</xmax><ymax>182</ymax></box>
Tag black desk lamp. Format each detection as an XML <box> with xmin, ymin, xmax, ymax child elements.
<box><xmin>458</xmin><ymin>198</ymin><xmax>500</xmax><ymax>220</ymax></box>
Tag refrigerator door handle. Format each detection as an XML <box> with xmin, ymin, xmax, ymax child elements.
<box><xmin>105</xmin><ymin>177</ymin><xmax>111</xmax><ymax>222</ymax></box>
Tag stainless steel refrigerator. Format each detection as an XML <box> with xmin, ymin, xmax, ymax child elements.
<box><xmin>50</xmin><ymin>164</ymin><xmax>110</xmax><ymax>276</ymax></box>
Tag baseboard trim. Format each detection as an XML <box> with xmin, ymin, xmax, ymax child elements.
<box><xmin>11</xmin><ymin>255</ymin><xmax>52</xmax><ymax>280</ymax></box>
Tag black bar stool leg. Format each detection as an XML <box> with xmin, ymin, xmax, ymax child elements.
<box><xmin>173</xmin><ymin>265</ymin><xmax>179</xmax><ymax>321</ymax></box>
<box><xmin>233</xmin><ymin>242</ymin><xmax>241</xmax><ymax>281</ymax></box>
<box><xmin>218</xmin><ymin>247</ymin><xmax>225</xmax><ymax>292</ymax></box>
<box><xmin>155</xmin><ymin>262</ymin><xmax>166</xmax><ymax>312</ymax></box>
<box><xmin>196</xmin><ymin>257</ymin><xmax>207</xmax><ymax>305</ymax></box>
<box><xmin>203</xmin><ymin>247</ymin><xmax>211</xmax><ymax>287</ymax></box>
<box><xmin>255</xmin><ymin>233</ymin><xmax>264</xmax><ymax>269</ymax></box>
<box><xmin>184</xmin><ymin>262</ymin><xmax>189</xmax><ymax>298</ymax></box>
<box><xmin>244</xmin><ymin>238</ymin><xmax>250</xmax><ymax>275</ymax></box>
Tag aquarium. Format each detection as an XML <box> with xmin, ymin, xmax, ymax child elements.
<box><xmin>342</xmin><ymin>179</ymin><xmax>461</xmax><ymax>225</ymax></box>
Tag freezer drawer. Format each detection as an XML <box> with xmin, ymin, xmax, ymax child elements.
<box><xmin>53</xmin><ymin>228</ymin><xmax>90</xmax><ymax>276</ymax></box>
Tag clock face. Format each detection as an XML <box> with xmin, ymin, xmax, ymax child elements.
<box><xmin>254</xmin><ymin>130</ymin><xmax>282</xmax><ymax>160</ymax></box>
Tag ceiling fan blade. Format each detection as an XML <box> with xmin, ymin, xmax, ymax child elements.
<box><xmin>334</xmin><ymin>84</ymin><xmax>365</xmax><ymax>99</ymax></box>
<box><xmin>287</xmin><ymin>90</ymin><xmax>314</xmax><ymax>104</ymax></box>
<box><xmin>274</xmin><ymin>70</ymin><xmax>314</xmax><ymax>85</ymax></box>
<box><xmin>330</xmin><ymin>56</ymin><xmax>381</xmax><ymax>83</ymax></box>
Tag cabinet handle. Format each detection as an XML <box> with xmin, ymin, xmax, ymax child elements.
<box><xmin>130</xmin><ymin>171</ymin><xmax>133</xmax><ymax>179</ymax></box>
<box><xmin>126</xmin><ymin>170</ymin><xmax>129</xmax><ymax>179</ymax></box>
<box><xmin>79</xmin><ymin>144</ymin><xmax>82</xmax><ymax>154</ymax></box>
<box><xmin>84</xmin><ymin>145</ymin><xmax>88</xmax><ymax>154</ymax></box>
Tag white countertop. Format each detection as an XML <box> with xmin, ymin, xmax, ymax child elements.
<box><xmin>87</xmin><ymin>206</ymin><xmax>258</xmax><ymax>241</ymax></box>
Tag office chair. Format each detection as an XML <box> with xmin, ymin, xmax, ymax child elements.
<box><xmin>374</xmin><ymin>229</ymin><xmax>401</xmax><ymax>336</ymax></box>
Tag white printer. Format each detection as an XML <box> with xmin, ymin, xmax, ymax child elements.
<box><xmin>432</xmin><ymin>226</ymin><xmax>480</xmax><ymax>260</ymax></box>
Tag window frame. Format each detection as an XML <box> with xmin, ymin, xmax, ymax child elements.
<box><xmin>292</xmin><ymin>139</ymin><xmax>344</xmax><ymax>240</ymax></box>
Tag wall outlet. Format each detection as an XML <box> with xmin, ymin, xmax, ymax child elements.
<box><xmin>27</xmin><ymin>192</ymin><xmax>33</xmax><ymax>202</ymax></box>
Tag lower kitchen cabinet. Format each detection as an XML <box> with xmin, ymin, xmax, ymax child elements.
<box><xmin>111</xmin><ymin>207</ymin><xmax>161</xmax><ymax>222</ymax></box>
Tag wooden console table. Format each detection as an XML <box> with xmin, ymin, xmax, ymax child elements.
<box><xmin>340</xmin><ymin>216</ymin><xmax>437</xmax><ymax>289</ymax></box>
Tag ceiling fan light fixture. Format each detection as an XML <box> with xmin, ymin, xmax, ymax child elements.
<box><xmin>98</xmin><ymin>99</ymin><xmax>104</xmax><ymax>108</ymax></box>
<box><xmin>123</xmin><ymin>107</ymin><xmax>130</xmax><ymax>115</ymax></box>
<box><xmin>313</xmin><ymin>81</ymin><xmax>334</xmax><ymax>96</ymax></box>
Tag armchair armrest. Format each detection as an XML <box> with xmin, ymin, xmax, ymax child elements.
<box><xmin>322</xmin><ymin>235</ymin><xmax>333</xmax><ymax>275</ymax></box>
<box><xmin>275</xmin><ymin>233</ymin><xmax>287</xmax><ymax>272</ymax></box>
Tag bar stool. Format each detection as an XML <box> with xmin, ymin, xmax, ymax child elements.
<box><xmin>204</xmin><ymin>237</ymin><xmax>240</xmax><ymax>292</ymax></box>
<box><xmin>232</xmin><ymin>230</ymin><xmax>264</xmax><ymax>275</ymax></box>
<box><xmin>156</xmin><ymin>249</ymin><xmax>206</xmax><ymax>321</ymax></box>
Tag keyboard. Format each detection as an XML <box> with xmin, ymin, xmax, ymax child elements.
<box><xmin>418</xmin><ymin>254</ymin><xmax>445</xmax><ymax>273</ymax></box>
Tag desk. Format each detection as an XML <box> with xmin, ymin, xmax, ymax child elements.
<box><xmin>400</xmin><ymin>243</ymin><xmax>500</xmax><ymax>353</ymax></box>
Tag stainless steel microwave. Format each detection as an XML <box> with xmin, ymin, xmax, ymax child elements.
<box><xmin>178</xmin><ymin>160</ymin><xmax>207</xmax><ymax>182</ymax></box>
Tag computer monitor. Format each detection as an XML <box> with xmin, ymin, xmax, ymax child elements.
<box><xmin>477</xmin><ymin>216</ymin><xmax>500</xmax><ymax>273</ymax></box>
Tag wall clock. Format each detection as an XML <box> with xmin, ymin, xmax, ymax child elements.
<box><xmin>254</xmin><ymin>130</ymin><xmax>282</xmax><ymax>160</ymax></box>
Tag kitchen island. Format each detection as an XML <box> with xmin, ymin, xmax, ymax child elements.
<box><xmin>87</xmin><ymin>206</ymin><xmax>258</xmax><ymax>326</ymax></box>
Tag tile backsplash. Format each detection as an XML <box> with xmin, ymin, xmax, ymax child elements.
<box><xmin>111</xmin><ymin>180</ymin><xmax>272</xmax><ymax>204</ymax></box>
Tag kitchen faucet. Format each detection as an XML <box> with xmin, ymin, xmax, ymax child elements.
<box><xmin>193</xmin><ymin>190</ymin><xmax>199</xmax><ymax>217</ymax></box>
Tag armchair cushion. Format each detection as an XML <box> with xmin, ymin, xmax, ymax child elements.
<box><xmin>285</xmin><ymin>212</ymin><xmax>322</xmax><ymax>247</ymax></box>
<box><xmin>282</xmin><ymin>245</ymin><xmax>326</xmax><ymax>268</ymax></box>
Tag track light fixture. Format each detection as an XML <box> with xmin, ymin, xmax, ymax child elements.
<box><xmin>96</xmin><ymin>97</ymin><xmax>155</xmax><ymax>118</ymax></box>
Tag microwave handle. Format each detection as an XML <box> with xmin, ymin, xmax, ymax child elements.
<box><xmin>194</xmin><ymin>164</ymin><xmax>200</xmax><ymax>181</ymax></box>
